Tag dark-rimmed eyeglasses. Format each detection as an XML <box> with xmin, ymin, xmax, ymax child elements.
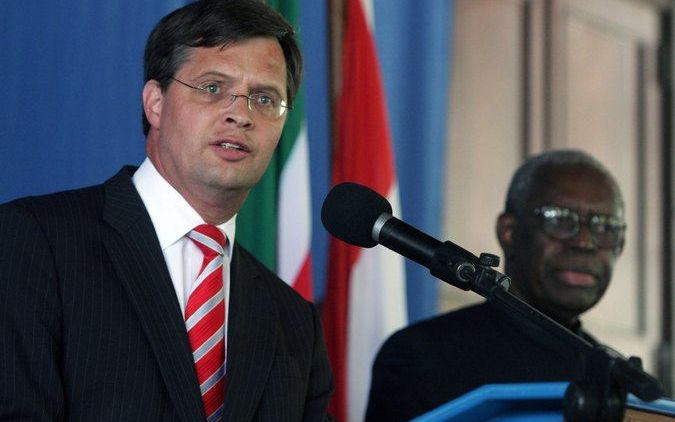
<box><xmin>170</xmin><ymin>77</ymin><xmax>291</xmax><ymax>121</ymax></box>
<box><xmin>532</xmin><ymin>206</ymin><xmax>626</xmax><ymax>249</ymax></box>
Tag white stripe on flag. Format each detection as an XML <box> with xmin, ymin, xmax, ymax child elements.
<box><xmin>278</xmin><ymin>124</ymin><xmax>312</xmax><ymax>285</ymax></box>
<box><xmin>347</xmin><ymin>183</ymin><xmax>407</xmax><ymax>422</ymax></box>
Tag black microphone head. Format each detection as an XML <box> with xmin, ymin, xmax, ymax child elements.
<box><xmin>321</xmin><ymin>182</ymin><xmax>392</xmax><ymax>248</ymax></box>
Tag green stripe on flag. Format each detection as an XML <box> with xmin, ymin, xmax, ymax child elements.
<box><xmin>236</xmin><ymin>0</ymin><xmax>304</xmax><ymax>272</ymax></box>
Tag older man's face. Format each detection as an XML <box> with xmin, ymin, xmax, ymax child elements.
<box><xmin>507</xmin><ymin>165</ymin><xmax>624</xmax><ymax>323</ymax></box>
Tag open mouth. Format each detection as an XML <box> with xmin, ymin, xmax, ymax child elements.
<box><xmin>220</xmin><ymin>142</ymin><xmax>246</xmax><ymax>151</ymax></box>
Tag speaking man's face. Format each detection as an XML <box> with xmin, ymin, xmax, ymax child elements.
<box><xmin>144</xmin><ymin>37</ymin><xmax>288</xmax><ymax>209</ymax></box>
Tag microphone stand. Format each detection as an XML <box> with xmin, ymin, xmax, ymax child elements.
<box><xmin>427</xmin><ymin>241</ymin><xmax>663</xmax><ymax>422</ymax></box>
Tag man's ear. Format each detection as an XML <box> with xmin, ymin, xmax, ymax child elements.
<box><xmin>142</xmin><ymin>80</ymin><xmax>163</xmax><ymax>130</ymax></box>
<box><xmin>496</xmin><ymin>212</ymin><xmax>516</xmax><ymax>259</ymax></box>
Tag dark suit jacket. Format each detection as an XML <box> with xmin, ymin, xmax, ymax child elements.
<box><xmin>0</xmin><ymin>167</ymin><xmax>333</xmax><ymax>421</ymax></box>
<box><xmin>366</xmin><ymin>302</ymin><xmax>597</xmax><ymax>421</ymax></box>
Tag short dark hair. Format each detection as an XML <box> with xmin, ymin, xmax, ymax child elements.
<box><xmin>504</xmin><ymin>149</ymin><xmax>623</xmax><ymax>216</ymax></box>
<box><xmin>142</xmin><ymin>0</ymin><xmax>303</xmax><ymax>136</ymax></box>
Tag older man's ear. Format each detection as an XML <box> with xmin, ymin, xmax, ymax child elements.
<box><xmin>496</xmin><ymin>212</ymin><xmax>516</xmax><ymax>261</ymax></box>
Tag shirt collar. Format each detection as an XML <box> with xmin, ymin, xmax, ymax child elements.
<box><xmin>132</xmin><ymin>157</ymin><xmax>236</xmax><ymax>259</ymax></box>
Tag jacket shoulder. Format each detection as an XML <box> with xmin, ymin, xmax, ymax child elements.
<box><xmin>384</xmin><ymin>302</ymin><xmax>492</xmax><ymax>346</ymax></box>
<box><xmin>1</xmin><ymin>184</ymin><xmax>105</xmax><ymax>227</ymax></box>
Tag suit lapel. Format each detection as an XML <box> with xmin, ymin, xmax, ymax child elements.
<box><xmin>223</xmin><ymin>245</ymin><xmax>279</xmax><ymax>420</ymax></box>
<box><xmin>101</xmin><ymin>167</ymin><xmax>204</xmax><ymax>422</ymax></box>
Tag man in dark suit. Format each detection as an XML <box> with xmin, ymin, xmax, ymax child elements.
<box><xmin>366</xmin><ymin>149</ymin><xmax>627</xmax><ymax>421</ymax></box>
<box><xmin>0</xmin><ymin>1</ymin><xmax>333</xmax><ymax>421</ymax></box>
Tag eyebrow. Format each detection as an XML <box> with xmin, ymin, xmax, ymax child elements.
<box><xmin>191</xmin><ymin>71</ymin><xmax>235</xmax><ymax>84</ymax></box>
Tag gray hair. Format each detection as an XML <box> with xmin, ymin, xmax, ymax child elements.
<box><xmin>504</xmin><ymin>149</ymin><xmax>622</xmax><ymax>216</ymax></box>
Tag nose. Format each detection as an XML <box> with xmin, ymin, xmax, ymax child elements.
<box><xmin>567</xmin><ymin>223</ymin><xmax>597</xmax><ymax>251</ymax></box>
<box><xmin>223</xmin><ymin>95</ymin><xmax>253</xmax><ymax>128</ymax></box>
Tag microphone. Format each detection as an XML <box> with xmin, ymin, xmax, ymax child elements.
<box><xmin>320</xmin><ymin>182</ymin><xmax>391</xmax><ymax>248</ymax></box>
<box><xmin>321</xmin><ymin>182</ymin><xmax>486</xmax><ymax>289</ymax></box>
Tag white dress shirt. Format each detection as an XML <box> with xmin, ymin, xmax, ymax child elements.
<box><xmin>132</xmin><ymin>158</ymin><xmax>235</xmax><ymax>334</ymax></box>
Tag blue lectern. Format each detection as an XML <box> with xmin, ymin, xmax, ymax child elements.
<box><xmin>412</xmin><ymin>382</ymin><xmax>675</xmax><ymax>421</ymax></box>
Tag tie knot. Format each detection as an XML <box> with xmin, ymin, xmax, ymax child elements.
<box><xmin>188</xmin><ymin>224</ymin><xmax>226</xmax><ymax>259</ymax></box>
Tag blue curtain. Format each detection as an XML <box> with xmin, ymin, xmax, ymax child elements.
<box><xmin>0</xmin><ymin>2</ymin><xmax>188</xmax><ymax>202</ymax></box>
<box><xmin>300</xmin><ymin>0</ymin><xmax>331</xmax><ymax>301</ymax></box>
<box><xmin>373</xmin><ymin>0</ymin><xmax>453</xmax><ymax>322</ymax></box>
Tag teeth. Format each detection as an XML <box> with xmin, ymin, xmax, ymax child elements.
<box><xmin>220</xmin><ymin>142</ymin><xmax>243</xmax><ymax>150</ymax></box>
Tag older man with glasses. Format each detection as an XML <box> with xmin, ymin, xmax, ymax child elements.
<box><xmin>366</xmin><ymin>149</ymin><xmax>628</xmax><ymax>422</ymax></box>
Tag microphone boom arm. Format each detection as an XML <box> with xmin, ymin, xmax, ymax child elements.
<box><xmin>422</xmin><ymin>239</ymin><xmax>663</xmax><ymax>421</ymax></box>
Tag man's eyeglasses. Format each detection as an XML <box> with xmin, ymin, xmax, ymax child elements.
<box><xmin>170</xmin><ymin>77</ymin><xmax>291</xmax><ymax>121</ymax></box>
<box><xmin>532</xmin><ymin>206</ymin><xmax>626</xmax><ymax>249</ymax></box>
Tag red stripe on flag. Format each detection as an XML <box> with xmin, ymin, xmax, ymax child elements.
<box><xmin>293</xmin><ymin>253</ymin><xmax>314</xmax><ymax>301</ymax></box>
<box><xmin>322</xmin><ymin>0</ymin><xmax>397</xmax><ymax>420</ymax></box>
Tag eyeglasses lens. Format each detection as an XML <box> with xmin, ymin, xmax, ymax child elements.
<box><xmin>541</xmin><ymin>210</ymin><xmax>578</xmax><ymax>240</ymax></box>
<box><xmin>537</xmin><ymin>207</ymin><xmax>624</xmax><ymax>248</ymax></box>
<box><xmin>589</xmin><ymin>216</ymin><xmax>624</xmax><ymax>248</ymax></box>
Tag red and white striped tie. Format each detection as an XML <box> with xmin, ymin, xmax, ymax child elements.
<box><xmin>186</xmin><ymin>224</ymin><xmax>227</xmax><ymax>422</ymax></box>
